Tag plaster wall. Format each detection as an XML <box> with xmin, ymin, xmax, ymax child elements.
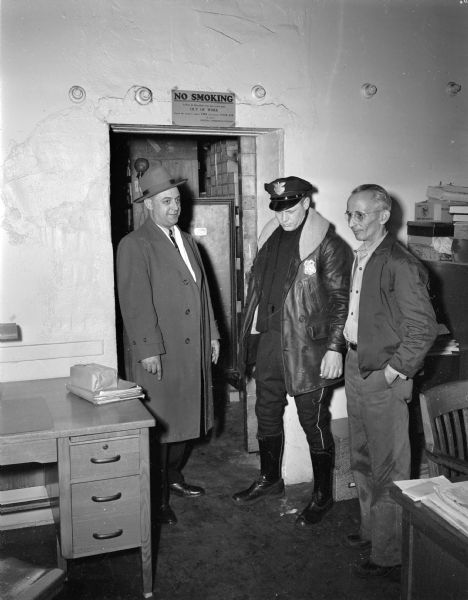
<box><xmin>1</xmin><ymin>0</ymin><xmax>467</xmax><ymax>479</ymax></box>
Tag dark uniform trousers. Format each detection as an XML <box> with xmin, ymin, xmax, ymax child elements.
<box><xmin>255</xmin><ymin>329</ymin><xmax>334</xmax><ymax>450</ymax></box>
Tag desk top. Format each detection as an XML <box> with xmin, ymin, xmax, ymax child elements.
<box><xmin>0</xmin><ymin>378</ymin><xmax>155</xmax><ymax>443</ymax></box>
<box><xmin>391</xmin><ymin>484</ymin><xmax>468</xmax><ymax>562</ymax></box>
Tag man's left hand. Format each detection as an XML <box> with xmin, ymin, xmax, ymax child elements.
<box><xmin>320</xmin><ymin>350</ymin><xmax>343</xmax><ymax>379</ymax></box>
<box><xmin>211</xmin><ymin>340</ymin><xmax>220</xmax><ymax>364</ymax></box>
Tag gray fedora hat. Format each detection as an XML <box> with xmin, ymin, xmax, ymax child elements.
<box><xmin>133</xmin><ymin>161</ymin><xmax>187</xmax><ymax>203</ymax></box>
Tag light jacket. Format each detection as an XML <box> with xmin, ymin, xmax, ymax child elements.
<box><xmin>240</xmin><ymin>209</ymin><xmax>352</xmax><ymax>396</ymax></box>
<box><xmin>357</xmin><ymin>234</ymin><xmax>438</xmax><ymax>378</ymax></box>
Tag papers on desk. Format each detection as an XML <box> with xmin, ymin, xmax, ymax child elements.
<box><xmin>395</xmin><ymin>477</ymin><xmax>468</xmax><ymax>536</ymax></box>
<box><xmin>66</xmin><ymin>379</ymin><xmax>144</xmax><ymax>405</ymax></box>
<box><xmin>426</xmin><ymin>325</ymin><xmax>459</xmax><ymax>356</ymax></box>
<box><xmin>423</xmin><ymin>483</ymin><xmax>468</xmax><ymax>537</ymax></box>
<box><xmin>395</xmin><ymin>476</ymin><xmax>453</xmax><ymax>500</ymax></box>
<box><xmin>67</xmin><ymin>362</ymin><xmax>145</xmax><ymax>405</ymax></box>
<box><xmin>427</xmin><ymin>335</ymin><xmax>460</xmax><ymax>356</ymax></box>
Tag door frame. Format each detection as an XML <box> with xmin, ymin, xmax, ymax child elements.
<box><xmin>109</xmin><ymin>123</ymin><xmax>283</xmax><ymax>290</ymax></box>
<box><xmin>109</xmin><ymin>124</ymin><xmax>284</xmax><ymax>452</ymax></box>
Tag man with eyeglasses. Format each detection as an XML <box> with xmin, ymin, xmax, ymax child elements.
<box><xmin>343</xmin><ymin>184</ymin><xmax>437</xmax><ymax>578</ymax></box>
<box><xmin>233</xmin><ymin>176</ymin><xmax>352</xmax><ymax>528</ymax></box>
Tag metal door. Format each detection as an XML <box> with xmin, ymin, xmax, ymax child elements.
<box><xmin>185</xmin><ymin>198</ymin><xmax>237</xmax><ymax>376</ymax></box>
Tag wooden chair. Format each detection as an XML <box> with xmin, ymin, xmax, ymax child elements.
<box><xmin>0</xmin><ymin>557</ymin><xmax>64</xmax><ymax>600</ymax></box>
<box><xmin>420</xmin><ymin>380</ymin><xmax>468</xmax><ymax>480</ymax></box>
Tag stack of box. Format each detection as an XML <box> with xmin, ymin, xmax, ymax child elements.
<box><xmin>449</xmin><ymin>199</ymin><xmax>468</xmax><ymax>264</ymax></box>
<box><xmin>407</xmin><ymin>220</ymin><xmax>454</xmax><ymax>262</ymax></box>
<box><xmin>204</xmin><ymin>140</ymin><xmax>239</xmax><ymax>197</ymax></box>
<box><xmin>414</xmin><ymin>196</ymin><xmax>451</xmax><ymax>222</ymax></box>
<box><xmin>409</xmin><ymin>184</ymin><xmax>468</xmax><ymax>263</ymax></box>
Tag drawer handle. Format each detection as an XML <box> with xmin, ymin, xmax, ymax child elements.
<box><xmin>91</xmin><ymin>492</ymin><xmax>122</xmax><ymax>503</ymax></box>
<box><xmin>90</xmin><ymin>454</ymin><xmax>121</xmax><ymax>464</ymax></box>
<box><xmin>92</xmin><ymin>529</ymin><xmax>123</xmax><ymax>540</ymax></box>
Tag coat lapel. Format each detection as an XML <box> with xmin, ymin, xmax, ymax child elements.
<box><xmin>143</xmin><ymin>220</ymin><xmax>199</xmax><ymax>283</ymax></box>
<box><xmin>298</xmin><ymin>209</ymin><xmax>329</xmax><ymax>260</ymax></box>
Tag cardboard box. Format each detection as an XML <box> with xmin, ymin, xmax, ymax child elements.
<box><xmin>427</xmin><ymin>184</ymin><xmax>468</xmax><ymax>202</ymax></box>
<box><xmin>454</xmin><ymin>222</ymin><xmax>468</xmax><ymax>240</ymax></box>
<box><xmin>408</xmin><ymin>243</ymin><xmax>452</xmax><ymax>262</ymax></box>
<box><xmin>407</xmin><ymin>221</ymin><xmax>454</xmax><ymax>237</ymax></box>
<box><xmin>407</xmin><ymin>235</ymin><xmax>453</xmax><ymax>251</ymax></box>
<box><xmin>414</xmin><ymin>200</ymin><xmax>452</xmax><ymax>222</ymax></box>
<box><xmin>407</xmin><ymin>235</ymin><xmax>438</xmax><ymax>246</ymax></box>
<box><xmin>452</xmin><ymin>239</ymin><xmax>468</xmax><ymax>263</ymax></box>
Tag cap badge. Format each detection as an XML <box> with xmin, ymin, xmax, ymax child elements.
<box><xmin>304</xmin><ymin>259</ymin><xmax>316</xmax><ymax>276</ymax></box>
<box><xmin>273</xmin><ymin>181</ymin><xmax>286</xmax><ymax>196</ymax></box>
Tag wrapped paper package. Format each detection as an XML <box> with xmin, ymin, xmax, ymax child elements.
<box><xmin>68</xmin><ymin>363</ymin><xmax>143</xmax><ymax>405</ymax></box>
<box><xmin>70</xmin><ymin>363</ymin><xmax>118</xmax><ymax>392</ymax></box>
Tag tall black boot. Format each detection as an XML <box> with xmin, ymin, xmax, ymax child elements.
<box><xmin>296</xmin><ymin>448</ymin><xmax>334</xmax><ymax>526</ymax></box>
<box><xmin>232</xmin><ymin>433</ymin><xmax>285</xmax><ymax>505</ymax></box>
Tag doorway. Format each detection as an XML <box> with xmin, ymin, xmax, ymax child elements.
<box><xmin>109</xmin><ymin>124</ymin><xmax>283</xmax><ymax>448</ymax></box>
<box><xmin>110</xmin><ymin>132</ymin><xmax>246</xmax><ymax>386</ymax></box>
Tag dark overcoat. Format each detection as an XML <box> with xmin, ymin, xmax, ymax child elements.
<box><xmin>117</xmin><ymin>219</ymin><xmax>219</xmax><ymax>443</ymax></box>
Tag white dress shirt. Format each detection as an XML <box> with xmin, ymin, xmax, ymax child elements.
<box><xmin>158</xmin><ymin>224</ymin><xmax>197</xmax><ymax>282</ymax></box>
<box><xmin>344</xmin><ymin>233</ymin><xmax>387</xmax><ymax>345</ymax></box>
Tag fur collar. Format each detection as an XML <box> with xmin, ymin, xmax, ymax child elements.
<box><xmin>258</xmin><ymin>208</ymin><xmax>330</xmax><ymax>260</ymax></box>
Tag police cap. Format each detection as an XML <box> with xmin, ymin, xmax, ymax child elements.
<box><xmin>264</xmin><ymin>176</ymin><xmax>313</xmax><ymax>211</ymax></box>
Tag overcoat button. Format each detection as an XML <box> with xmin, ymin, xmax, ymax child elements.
<box><xmin>185</xmin><ymin>309</ymin><xmax>190</xmax><ymax>315</ymax></box>
<box><xmin>183</xmin><ymin>279</ymin><xmax>189</xmax><ymax>285</ymax></box>
<box><xmin>185</xmin><ymin>338</ymin><xmax>190</xmax><ymax>344</ymax></box>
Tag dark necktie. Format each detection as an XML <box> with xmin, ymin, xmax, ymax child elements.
<box><xmin>169</xmin><ymin>228</ymin><xmax>180</xmax><ymax>253</ymax></box>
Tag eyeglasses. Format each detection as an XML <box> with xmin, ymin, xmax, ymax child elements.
<box><xmin>344</xmin><ymin>210</ymin><xmax>382</xmax><ymax>223</ymax></box>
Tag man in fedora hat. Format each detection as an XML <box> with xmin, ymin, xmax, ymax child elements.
<box><xmin>117</xmin><ymin>161</ymin><xmax>220</xmax><ymax>525</ymax></box>
<box><xmin>233</xmin><ymin>176</ymin><xmax>352</xmax><ymax>527</ymax></box>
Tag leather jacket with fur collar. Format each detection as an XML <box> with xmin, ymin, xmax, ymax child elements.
<box><xmin>239</xmin><ymin>209</ymin><xmax>352</xmax><ymax>396</ymax></box>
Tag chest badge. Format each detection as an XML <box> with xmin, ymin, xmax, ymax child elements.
<box><xmin>304</xmin><ymin>259</ymin><xmax>316</xmax><ymax>275</ymax></box>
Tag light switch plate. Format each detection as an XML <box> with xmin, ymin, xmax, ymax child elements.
<box><xmin>0</xmin><ymin>323</ymin><xmax>20</xmax><ymax>341</ymax></box>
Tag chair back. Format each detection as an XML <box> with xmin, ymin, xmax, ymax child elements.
<box><xmin>420</xmin><ymin>380</ymin><xmax>468</xmax><ymax>480</ymax></box>
<box><xmin>0</xmin><ymin>557</ymin><xmax>64</xmax><ymax>600</ymax></box>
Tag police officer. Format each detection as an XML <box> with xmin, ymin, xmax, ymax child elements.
<box><xmin>233</xmin><ymin>177</ymin><xmax>351</xmax><ymax>526</ymax></box>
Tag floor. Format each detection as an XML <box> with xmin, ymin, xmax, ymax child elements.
<box><xmin>1</xmin><ymin>399</ymin><xmax>403</xmax><ymax>600</ymax></box>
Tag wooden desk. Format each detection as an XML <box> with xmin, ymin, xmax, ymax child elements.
<box><xmin>391</xmin><ymin>484</ymin><xmax>468</xmax><ymax>600</ymax></box>
<box><xmin>0</xmin><ymin>378</ymin><xmax>155</xmax><ymax>599</ymax></box>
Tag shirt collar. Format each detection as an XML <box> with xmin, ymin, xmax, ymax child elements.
<box><xmin>156</xmin><ymin>223</ymin><xmax>178</xmax><ymax>236</ymax></box>
<box><xmin>355</xmin><ymin>231</ymin><xmax>387</xmax><ymax>258</ymax></box>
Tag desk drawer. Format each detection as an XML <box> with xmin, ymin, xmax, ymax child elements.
<box><xmin>71</xmin><ymin>475</ymin><xmax>141</xmax><ymax>555</ymax></box>
<box><xmin>72</xmin><ymin>510</ymin><xmax>141</xmax><ymax>555</ymax></box>
<box><xmin>71</xmin><ymin>475</ymin><xmax>140</xmax><ymax>519</ymax></box>
<box><xmin>0</xmin><ymin>438</ymin><xmax>57</xmax><ymax>465</ymax></box>
<box><xmin>69</xmin><ymin>436</ymin><xmax>140</xmax><ymax>481</ymax></box>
